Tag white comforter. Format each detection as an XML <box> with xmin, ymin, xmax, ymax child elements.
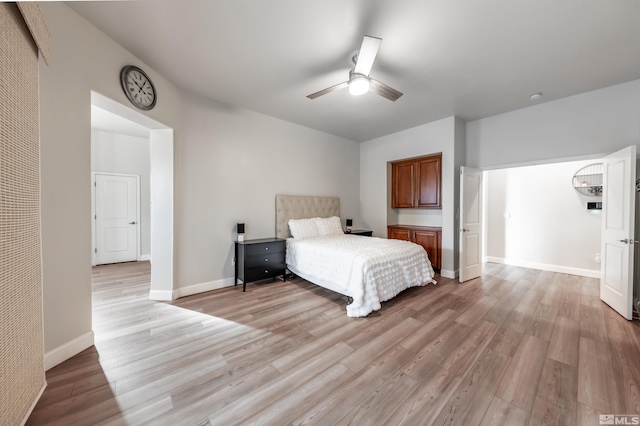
<box><xmin>286</xmin><ymin>235</ymin><xmax>436</xmax><ymax>317</ymax></box>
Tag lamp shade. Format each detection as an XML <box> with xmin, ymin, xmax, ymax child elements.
<box><xmin>237</xmin><ymin>223</ymin><xmax>245</xmax><ymax>234</ymax></box>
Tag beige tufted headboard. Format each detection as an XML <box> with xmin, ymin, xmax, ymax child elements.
<box><xmin>275</xmin><ymin>194</ymin><xmax>340</xmax><ymax>239</ymax></box>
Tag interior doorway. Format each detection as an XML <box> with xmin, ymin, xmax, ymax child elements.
<box><xmin>482</xmin><ymin>158</ymin><xmax>604</xmax><ymax>278</ymax></box>
<box><xmin>476</xmin><ymin>151</ymin><xmax>639</xmax><ymax>320</ymax></box>
<box><xmin>90</xmin><ymin>91</ymin><xmax>174</xmax><ymax>299</ymax></box>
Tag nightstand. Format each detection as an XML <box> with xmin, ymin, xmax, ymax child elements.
<box><xmin>235</xmin><ymin>238</ymin><xmax>286</xmax><ymax>292</ymax></box>
<box><xmin>345</xmin><ymin>229</ymin><xmax>373</xmax><ymax>237</ymax></box>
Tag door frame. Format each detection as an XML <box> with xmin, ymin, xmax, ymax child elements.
<box><xmin>91</xmin><ymin>172</ymin><xmax>141</xmax><ymax>266</ymax></box>
<box><xmin>92</xmin><ymin>91</ymin><xmax>174</xmax><ymax>300</ymax></box>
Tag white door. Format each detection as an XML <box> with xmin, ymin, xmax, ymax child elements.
<box><xmin>95</xmin><ymin>174</ymin><xmax>139</xmax><ymax>265</ymax></box>
<box><xmin>601</xmin><ymin>145</ymin><xmax>636</xmax><ymax>320</ymax></box>
<box><xmin>459</xmin><ymin>167</ymin><xmax>483</xmax><ymax>283</ymax></box>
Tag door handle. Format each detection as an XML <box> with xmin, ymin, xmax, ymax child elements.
<box><xmin>129</xmin><ymin>221</ymin><xmax>136</xmax><ymax>225</ymax></box>
<box><xmin>618</xmin><ymin>239</ymin><xmax>640</xmax><ymax>244</ymax></box>
<box><xmin>461</xmin><ymin>229</ymin><xmax>469</xmax><ymax>232</ymax></box>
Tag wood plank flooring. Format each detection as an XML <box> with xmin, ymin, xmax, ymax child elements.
<box><xmin>27</xmin><ymin>261</ymin><xmax>640</xmax><ymax>425</ymax></box>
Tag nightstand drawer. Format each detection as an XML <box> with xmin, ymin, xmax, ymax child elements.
<box><xmin>245</xmin><ymin>264</ymin><xmax>286</xmax><ymax>282</ymax></box>
<box><xmin>245</xmin><ymin>241</ymin><xmax>285</xmax><ymax>257</ymax></box>
<box><xmin>245</xmin><ymin>252</ymin><xmax>285</xmax><ymax>268</ymax></box>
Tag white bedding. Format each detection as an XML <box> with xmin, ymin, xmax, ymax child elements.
<box><xmin>286</xmin><ymin>234</ymin><xmax>436</xmax><ymax>317</ymax></box>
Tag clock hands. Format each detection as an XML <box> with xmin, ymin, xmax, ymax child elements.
<box><xmin>129</xmin><ymin>76</ymin><xmax>153</xmax><ymax>105</ymax></box>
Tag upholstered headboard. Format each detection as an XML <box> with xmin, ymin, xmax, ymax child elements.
<box><xmin>275</xmin><ymin>194</ymin><xmax>340</xmax><ymax>239</ymax></box>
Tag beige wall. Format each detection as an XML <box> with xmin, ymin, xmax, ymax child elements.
<box><xmin>178</xmin><ymin>92</ymin><xmax>360</xmax><ymax>289</ymax></box>
<box><xmin>39</xmin><ymin>3</ymin><xmax>182</xmax><ymax>359</ymax></box>
<box><xmin>38</xmin><ymin>3</ymin><xmax>360</xmax><ymax>363</ymax></box>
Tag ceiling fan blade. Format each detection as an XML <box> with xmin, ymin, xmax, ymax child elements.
<box><xmin>353</xmin><ymin>35</ymin><xmax>382</xmax><ymax>76</ymax></box>
<box><xmin>370</xmin><ymin>79</ymin><xmax>403</xmax><ymax>101</ymax></box>
<box><xmin>306</xmin><ymin>81</ymin><xmax>349</xmax><ymax>99</ymax></box>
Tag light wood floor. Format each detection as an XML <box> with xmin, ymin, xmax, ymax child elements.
<box><xmin>27</xmin><ymin>261</ymin><xmax>640</xmax><ymax>425</ymax></box>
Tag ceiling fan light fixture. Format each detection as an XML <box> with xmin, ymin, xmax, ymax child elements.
<box><xmin>307</xmin><ymin>36</ymin><xmax>401</xmax><ymax>101</ymax></box>
<box><xmin>349</xmin><ymin>74</ymin><xmax>370</xmax><ymax>96</ymax></box>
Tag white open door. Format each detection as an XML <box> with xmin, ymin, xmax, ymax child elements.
<box><xmin>459</xmin><ymin>167</ymin><xmax>483</xmax><ymax>283</ymax></box>
<box><xmin>95</xmin><ymin>173</ymin><xmax>140</xmax><ymax>265</ymax></box>
<box><xmin>601</xmin><ymin>145</ymin><xmax>636</xmax><ymax>320</ymax></box>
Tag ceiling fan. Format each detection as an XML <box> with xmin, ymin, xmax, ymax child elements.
<box><xmin>307</xmin><ymin>35</ymin><xmax>403</xmax><ymax>102</ymax></box>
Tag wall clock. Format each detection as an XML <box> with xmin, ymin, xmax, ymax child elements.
<box><xmin>120</xmin><ymin>65</ymin><xmax>157</xmax><ymax>110</ymax></box>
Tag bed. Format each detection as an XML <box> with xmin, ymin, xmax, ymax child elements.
<box><xmin>275</xmin><ymin>194</ymin><xmax>436</xmax><ymax>317</ymax></box>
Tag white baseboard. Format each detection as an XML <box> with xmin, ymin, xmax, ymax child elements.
<box><xmin>140</xmin><ymin>254</ymin><xmax>151</xmax><ymax>261</ymax></box>
<box><xmin>148</xmin><ymin>289</ymin><xmax>176</xmax><ymax>301</ymax></box>
<box><xmin>44</xmin><ymin>331</ymin><xmax>94</xmax><ymax>371</ymax></box>
<box><xmin>440</xmin><ymin>269</ymin><xmax>457</xmax><ymax>279</ymax></box>
<box><xmin>485</xmin><ymin>256</ymin><xmax>601</xmax><ymax>278</ymax></box>
<box><xmin>177</xmin><ymin>277</ymin><xmax>235</xmax><ymax>298</ymax></box>
<box><xmin>148</xmin><ymin>278</ymin><xmax>235</xmax><ymax>301</ymax></box>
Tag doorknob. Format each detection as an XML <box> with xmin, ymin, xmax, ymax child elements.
<box><xmin>129</xmin><ymin>221</ymin><xmax>136</xmax><ymax>225</ymax></box>
<box><xmin>461</xmin><ymin>229</ymin><xmax>470</xmax><ymax>232</ymax></box>
<box><xmin>619</xmin><ymin>239</ymin><xmax>629</xmax><ymax>244</ymax></box>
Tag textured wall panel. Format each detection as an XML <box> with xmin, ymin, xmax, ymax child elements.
<box><xmin>0</xmin><ymin>3</ymin><xmax>46</xmax><ymax>425</ymax></box>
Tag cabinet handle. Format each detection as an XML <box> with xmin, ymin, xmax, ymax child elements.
<box><xmin>265</xmin><ymin>247</ymin><xmax>269</xmax><ymax>251</ymax></box>
<box><xmin>265</xmin><ymin>258</ymin><xmax>269</xmax><ymax>262</ymax></box>
<box><xmin>264</xmin><ymin>270</ymin><xmax>268</xmax><ymax>274</ymax></box>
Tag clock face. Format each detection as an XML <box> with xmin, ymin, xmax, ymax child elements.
<box><xmin>120</xmin><ymin>66</ymin><xmax>156</xmax><ymax>110</ymax></box>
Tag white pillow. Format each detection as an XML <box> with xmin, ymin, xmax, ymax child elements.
<box><xmin>288</xmin><ymin>218</ymin><xmax>320</xmax><ymax>239</ymax></box>
<box><xmin>316</xmin><ymin>216</ymin><xmax>343</xmax><ymax>236</ymax></box>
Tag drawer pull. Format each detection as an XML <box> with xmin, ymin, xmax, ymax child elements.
<box><xmin>265</xmin><ymin>258</ymin><xmax>269</xmax><ymax>262</ymax></box>
<box><xmin>265</xmin><ymin>270</ymin><xmax>269</xmax><ymax>274</ymax></box>
<box><xmin>265</xmin><ymin>247</ymin><xmax>269</xmax><ymax>251</ymax></box>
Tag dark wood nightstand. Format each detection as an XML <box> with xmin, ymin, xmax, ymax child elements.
<box><xmin>345</xmin><ymin>229</ymin><xmax>373</xmax><ymax>237</ymax></box>
<box><xmin>235</xmin><ymin>238</ymin><xmax>286</xmax><ymax>292</ymax></box>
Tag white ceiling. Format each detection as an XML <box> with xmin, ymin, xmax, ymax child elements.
<box><xmin>70</xmin><ymin>0</ymin><xmax>640</xmax><ymax>142</ymax></box>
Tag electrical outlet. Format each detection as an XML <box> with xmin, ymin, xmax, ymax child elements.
<box><xmin>595</xmin><ymin>253</ymin><xmax>601</xmax><ymax>263</ymax></box>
